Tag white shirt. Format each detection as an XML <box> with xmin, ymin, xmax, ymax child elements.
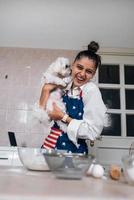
<box><xmin>66</xmin><ymin>81</ymin><xmax>107</xmax><ymax>146</ymax></box>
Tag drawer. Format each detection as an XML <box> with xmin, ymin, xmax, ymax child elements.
<box><xmin>0</xmin><ymin>147</ymin><xmax>22</xmax><ymax>166</ymax></box>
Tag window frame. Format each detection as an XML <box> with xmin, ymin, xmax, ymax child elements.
<box><xmin>95</xmin><ymin>48</ymin><xmax>134</xmax><ymax>149</ymax></box>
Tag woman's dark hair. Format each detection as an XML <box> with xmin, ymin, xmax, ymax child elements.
<box><xmin>74</xmin><ymin>41</ymin><xmax>101</xmax><ymax>69</ymax></box>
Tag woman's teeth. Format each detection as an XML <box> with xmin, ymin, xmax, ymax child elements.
<box><xmin>77</xmin><ymin>77</ymin><xmax>84</xmax><ymax>81</ymax></box>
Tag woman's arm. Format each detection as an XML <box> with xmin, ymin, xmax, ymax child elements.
<box><xmin>67</xmin><ymin>82</ymin><xmax>107</xmax><ymax>145</ymax></box>
<box><xmin>39</xmin><ymin>83</ymin><xmax>57</xmax><ymax>109</ymax></box>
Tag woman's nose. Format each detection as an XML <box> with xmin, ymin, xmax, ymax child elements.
<box><xmin>80</xmin><ymin>70</ymin><xmax>86</xmax><ymax>77</ymax></box>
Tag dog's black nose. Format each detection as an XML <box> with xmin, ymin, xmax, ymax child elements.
<box><xmin>65</xmin><ymin>65</ymin><xmax>70</xmax><ymax>69</ymax></box>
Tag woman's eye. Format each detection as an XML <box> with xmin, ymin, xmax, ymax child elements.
<box><xmin>77</xmin><ymin>65</ymin><xmax>83</xmax><ymax>70</ymax></box>
<box><xmin>87</xmin><ymin>70</ymin><xmax>92</xmax><ymax>74</ymax></box>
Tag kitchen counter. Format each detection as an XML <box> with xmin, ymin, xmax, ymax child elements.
<box><xmin>0</xmin><ymin>165</ymin><xmax>134</xmax><ymax>200</ymax></box>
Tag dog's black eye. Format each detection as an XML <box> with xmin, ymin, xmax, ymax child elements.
<box><xmin>65</xmin><ymin>65</ymin><xmax>70</xmax><ymax>69</ymax></box>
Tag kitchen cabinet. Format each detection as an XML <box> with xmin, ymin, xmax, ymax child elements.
<box><xmin>0</xmin><ymin>146</ymin><xmax>22</xmax><ymax>166</ymax></box>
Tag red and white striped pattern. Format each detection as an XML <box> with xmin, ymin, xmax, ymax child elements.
<box><xmin>42</xmin><ymin>127</ymin><xmax>62</xmax><ymax>149</ymax></box>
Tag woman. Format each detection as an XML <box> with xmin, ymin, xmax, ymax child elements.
<box><xmin>40</xmin><ymin>41</ymin><xmax>107</xmax><ymax>154</ymax></box>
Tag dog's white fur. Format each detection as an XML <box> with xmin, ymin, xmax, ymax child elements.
<box><xmin>33</xmin><ymin>57</ymin><xmax>71</xmax><ymax>132</ymax></box>
<box><xmin>42</xmin><ymin>57</ymin><xmax>71</xmax><ymax>87</ymax></box>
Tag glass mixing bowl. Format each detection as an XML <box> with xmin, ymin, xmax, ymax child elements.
<box><xmin>18</xmin><ymin>147</ymin><xmax>49</xmax><ymax>171</ymax></box>
<box><xmin>43</xmin><ymin>150</ymin><xmax>95</xmax><ymax>179</ymax></box>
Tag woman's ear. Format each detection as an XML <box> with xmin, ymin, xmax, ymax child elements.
<box><xmin>70</xmin><ymin>69</ymin><xmax>72</xmax><ymax>75</ymax></box>
<box><xmin>71</xmin><ymin>62</ymin><xmax>74</xmax><ymax>70</ymax></box>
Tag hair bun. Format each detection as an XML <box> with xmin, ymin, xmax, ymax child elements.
<box><xmin>87</xmin><ymin>41</ymin><xmax>99</xmax><ymax>53</ymax></box>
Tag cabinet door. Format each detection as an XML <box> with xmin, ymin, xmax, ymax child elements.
<box><xmin>0</xmin><ymin>147</ymin><xmax>22</xmax><ymax>166</ymax></box>
<box><xmin>0</xmin><ymin>149</ymin><xmax>12</xmax><ymax>165</ymax></box>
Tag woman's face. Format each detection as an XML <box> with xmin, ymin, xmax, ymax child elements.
<box><xmin>71</xmin><ymin>56</ymin><xmax>96</xmax><ymax>88</ymax></box>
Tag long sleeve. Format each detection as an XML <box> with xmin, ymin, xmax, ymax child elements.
<box><xmin>67</xmin><ymin>82</ymin><xmax>107</xmax><ymax>146</ymax></box>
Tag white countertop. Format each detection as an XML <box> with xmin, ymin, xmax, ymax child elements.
<box><xmin>0</xmin><ymin>165</ymin><xmax>134</xmax><ymax>200</ymax></box>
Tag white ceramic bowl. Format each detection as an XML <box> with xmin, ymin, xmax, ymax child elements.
<box><xmin>43</xmin><ymin>150</ymin><xmax>95</xmax><ymax>179</ymax></box>
<box><xmin>18</xmin><ymin>147</ymin><xmax>49</xmax><ymax>171</ymax></box>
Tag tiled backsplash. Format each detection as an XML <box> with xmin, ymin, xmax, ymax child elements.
<box><xmin>0</xmin><ymin>47</ymin><xmax>76</xmax><ymax>147</ymax></box>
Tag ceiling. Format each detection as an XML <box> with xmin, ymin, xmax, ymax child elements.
<box><xmin>0</xmin><ymin>0</ymin><xmax>134</xmax><ymax>50</ymax></box>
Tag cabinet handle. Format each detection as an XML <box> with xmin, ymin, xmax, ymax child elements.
<box><xmin>0</xmin><ymin>157</ymin><xmax>8</xmax><ymax>160</ymax></box>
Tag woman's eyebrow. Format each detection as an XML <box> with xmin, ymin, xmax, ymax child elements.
<box><xmin>77</xmin><ymin>63</ymin><xmax>84</xmax><ymax>67</ymax></box>
<box><xmin>86</xmin><ymin>68</ymin><xmax>95</xmax><ymax>73</ymax></box>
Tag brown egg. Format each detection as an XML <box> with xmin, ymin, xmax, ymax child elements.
<box><xmin>109</xmin><ymin>165</ymin><xmax>121</xmax><ymax>180</ymax></box>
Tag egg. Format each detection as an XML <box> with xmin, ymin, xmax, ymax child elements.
<box><xmin>87</xmin><ymin>163</ymin><xmax>95</xmax><ymax>175</ymax></box>
<box><xmin>109</xmin><ymin>165</ymin><xmax>121</xmax><ymax>180</ymax></box>
<box><xmin>91</xmin><ymin>164</ymin><xmax>104</xmax><ymax>178</ymax></box>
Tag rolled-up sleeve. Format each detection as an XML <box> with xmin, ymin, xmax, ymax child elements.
<box><xmin>67</xmin><ymin>82</ymin><xmax>107</xmax><ymax>145</ymax></box>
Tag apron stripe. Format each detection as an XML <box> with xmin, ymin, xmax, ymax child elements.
<box><xmin>45</xmin><ymin>138</ymin><xmax>56</xmax><ymax>145</ymax></box>
<box><xmin>51</xmin><ymin>127</ymin><xmax>62</xmax><ymax>133</ymax></box>
<box><xmin>42</xmin><ymin>143</ymin><xmax>54</xmax><ymax>149</ymax></box>
<box><xmin>42</xmin><ymin>127</ymin><xmax>62</xmax><ymax>149</ymax></box>
<box><xmin>50</xmin><ymin>131</ymin><xmax>61</xmax><ymax>136</ymax></box>
<box><xmin>48</xmin><ymin>135</ymin><xmax>58</xmax><ymax>140</ymax></box>
<box><xmin>80</xmin><ymin>90</ymin><xmax>83</xmax><ymax>97</ymax></box>
<box><xmin>50</xmin><ymin>132</ymin><xmax>59</xmax><ymax>138</ymax></box>
<box><xmin>43</xmin><ymin>140</ymin><xmax>55</xmax><ymax>149</ymax></box>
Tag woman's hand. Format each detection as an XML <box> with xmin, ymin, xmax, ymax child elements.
<box><xmin>48</xmin><ymin>102</ymin><xmax>72</xmax><ymax>124</ymax></box>
<box><xmin>48</xmin><ymin>103</ymin><xmax>64</xmax><ymax>121</ymax></box>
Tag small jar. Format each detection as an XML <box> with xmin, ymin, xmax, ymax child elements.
<box><xmin>122</xmin><ymin>154</ymin><xmax>134</xmax><ymax>185</ymax></box>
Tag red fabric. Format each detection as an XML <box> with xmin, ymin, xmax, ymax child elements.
<box><xmin>42</xmin><ymin>127</ymin><xmax>62</xmax><ymax>149</ymax></box>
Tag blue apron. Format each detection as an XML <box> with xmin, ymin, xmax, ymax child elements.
<box><xmin>42</xmin><ymin>91</ymin><xmax>88</xmax><ymax>154</ymax></box>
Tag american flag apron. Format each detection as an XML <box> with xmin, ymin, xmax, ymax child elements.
<box><xmin>42</xmin><ymin>89</ymin><xmax>88</xmax><ymax>154</ymax></box>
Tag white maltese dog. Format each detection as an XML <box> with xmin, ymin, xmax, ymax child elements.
<box><xmin>33</xmin><ymin>57</ymin><xmax>71</xmax><ymax>132</ymax></box>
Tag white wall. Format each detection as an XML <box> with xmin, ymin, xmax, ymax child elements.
<box><xmin>0</xmin><ymin>0</ymin><xmax>134</xmax><ymax>50</ymax></box>
<box><xmin>0</xmin><ymin>47</ymin><xmax>76</xmax><ymax>147</ymax></box>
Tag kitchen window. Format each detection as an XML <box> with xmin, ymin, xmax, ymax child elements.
<box><xmin>94</xmin><ymin>50</ymin><xmax>134</xmax><ymax>149</ymax></box>
<box><xmin>90</xmin><ymin>50</ymin><xmax>134</xmax><ymax>166</ymax></box>
<box><xmin>99</xmin><ymin>63</ymin><xmax>134</xmax><ymax>138</ymax></box>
